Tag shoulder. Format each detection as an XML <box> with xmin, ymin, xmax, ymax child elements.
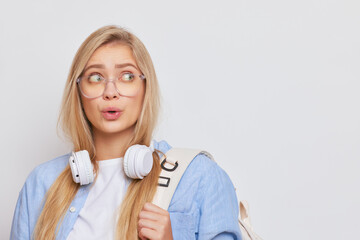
<box><xmin>24</xmin><ymin>152</ymin><xmax>71</xmax><ymax>192</ymax></box>
<box><xmin>155</xmin><ymin>139</ymin><xmax>232</xmax><ymax>191</ymax></box>
<box><xmin>191</xmin><ymin>154</ymin><xmax>241</xmax><ymax>238</ymax></box>
<box><xmin>154</xmin><ymin>139</ymin><xmax>219</xmax><ymax>173</ymax></box>
<box><xmin>185</xmin><ymin>152</ymin><xmax>235</xmax><ymax>198</ymax></box>
<box><xmin>187</xmin><ymin>152</ymin><xmax>219</xmax><ymax>174</ymax></box>
<box><xmin>165</xmin><ymin>143</ymin><xmax>236</xmax><ymax>208</ymax></box>
<box><xmin>164</xmin><ymin>145</ymin><xmax>241</xmax><ymax>237</ymax></box>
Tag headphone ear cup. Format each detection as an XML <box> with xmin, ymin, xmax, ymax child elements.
<box><xmin>136</xmin><ymin>146</ymin><xmax>154</xmax><ymax>177</ymax></box>
<box><xmin>79</xmin><ymin>150</ymin><xmax>94</xmax><ymax>185</ymax></box>
<box><xmin>69</xmin><ymin>150</ymin><xmax>94</xmax><ymax>185</ymax></box>
<box><xmin>123</xmin><ymin>145</ymin><xmax>137</xmax><ymax>179</ymax></box>
<box><xmin>69</xmin><ymin>152</ymin><xmax>80</xmax><ymax>184</ymax></box>
<box><xmin>124</xmin><ymin>144</ymin><xmax>154</xmax><ymax>179</ymax></box>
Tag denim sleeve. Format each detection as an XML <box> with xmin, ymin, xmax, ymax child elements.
<box><xmin>9</xmin><ymin>154</ymin><xmax>69</xmax><ymax>240</ymax></box>
<box><xmin>197</xmin><ymin>161</ymin><xmax>242</xmax><ymax>240</ymax></box>
<box><xmin>10</xmin><ymin>183</ymin><xmax>30</xmax><ymax>240</ymax></box>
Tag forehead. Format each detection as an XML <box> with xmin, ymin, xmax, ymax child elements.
<box><xmin>86</xmin><ymin>42</ymin><xmax>138</xmax><ymax>68</ymax></box>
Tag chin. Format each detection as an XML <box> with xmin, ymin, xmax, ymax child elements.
<box><xmin>98</xmin><ymin>122</ymin><xmax>135</xmax><ymax>135</ymax></box>
<box><xmin>102</xmin><ymin>126</ymin><xmax>127</xmax><ymax>134</ymax></box>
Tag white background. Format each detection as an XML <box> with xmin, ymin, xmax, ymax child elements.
<box><xmin>1</xmin><ymin>0</ymin><xmax>359</xmax><ymax>239</ymax></box>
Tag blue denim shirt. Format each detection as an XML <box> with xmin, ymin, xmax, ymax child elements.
<box><xmin>10</xmin><ymin>140</ymin><xmax>241</xmax><ymax>240</ymax></box>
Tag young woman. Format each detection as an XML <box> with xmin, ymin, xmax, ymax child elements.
<box><xmin>10</xmin><ymin>25</ymin><xmax>241</xmax><ymax>240</ymax></box>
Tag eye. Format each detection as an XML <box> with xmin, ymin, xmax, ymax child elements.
<box><xmin>87</xmin><ymin>74</ymin><xmax>103</xmax><ymax>83</ymax></box>
<box><xmin>121</xmin><ymin>73</ymin><xmax>135</xmax><ymax>82</ymax></box>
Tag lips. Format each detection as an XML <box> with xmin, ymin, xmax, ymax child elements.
<box><xmin>101</xmin><ymin>107</ymin><xmax>123</xmax><ymax>120</ymax></box>
<box><xmin>102</xmin><ymin>107</ymin><xmax>122</xmax><ymax>112</ymax></box>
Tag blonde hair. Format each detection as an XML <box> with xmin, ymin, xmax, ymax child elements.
<box><xmin>33</xmin><ymin>25</ymin><xmax>162</xmax><ymax>239</ymax></box>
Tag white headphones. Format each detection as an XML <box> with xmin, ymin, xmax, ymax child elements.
<box><xmin>69</xmin><ymin>140</ymin><xmax>155</xmax><ymax>185</ymax></box>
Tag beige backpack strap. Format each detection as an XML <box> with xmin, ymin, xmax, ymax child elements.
<box><xmin>240</xmin><ymin>200</ymin><xmax>252</xmax><ymax>228</ymax></box>
<box><xmin>152</xmin><ymin>148</ymin><xmax>214</xmax><ymax>210</ymax></box>
<box><xmin>239</xmin><ymin>200</ymin><xmax>263</xmax><ymax>240</ymax></box>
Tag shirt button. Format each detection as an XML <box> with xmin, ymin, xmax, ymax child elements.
<box><xmin>69</xmin><ymin>206</ymin><xmax>76</xmax><ymax>213</ymax></box>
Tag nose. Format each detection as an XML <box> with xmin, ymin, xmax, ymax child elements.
<box><xmin>102</xmin><ymin>81</ymin><xmax>120</xmax><ymax>100</ymax></box>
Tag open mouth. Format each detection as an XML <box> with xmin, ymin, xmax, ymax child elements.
<box><xmin>102</xmin><ymin>111</ymin><xmax>122</xmax><ymax>120</ymax></box>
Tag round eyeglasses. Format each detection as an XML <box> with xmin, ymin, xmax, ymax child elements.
<box><xmin>76</xmin><ymin>72</ymin><xmax>146</xmax><ymax>99</ymax></box>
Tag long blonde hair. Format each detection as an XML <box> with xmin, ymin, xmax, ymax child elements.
<box><xmin>33</xmin><ymin>25</ymin><xmax>162</xmax><ymax>239</ymax></box>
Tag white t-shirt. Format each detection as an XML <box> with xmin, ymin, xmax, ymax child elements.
<box><xmin>67</xmin><ymin>157</ymin><xmax>131</xmax><ymax>240</ymax></box>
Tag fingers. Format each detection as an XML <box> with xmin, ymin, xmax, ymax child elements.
<box><xmin>138</xmin><ymin>202</ymin><xmax>173</xmax><ymax>240</ymax></box>
<box><xmin>139</xmin><ymin>209</ymin><xmax>160</xmax><ymax>221</ymax></box>
<box><xmin>139</xmin><ymin>203</ymin><xmax>170</xmax><ymax>223</ymax></box>
<box><xmin>142</xmin><ymin>202</ymin><xmax>167</xmax><ymax>214</ymax></box>
<box><xmin>139</xmin><ymin>209</ymin><xmax>169</xmax><ymax>222</ymax></box>
<box><xmin>138</xmin><ymin>218</ymin><xmax>161</xmax><ymax>231</ymax></box>
<box><xmin>138</xmin><ymin>227</ymin><xmax>158</xmax><ymax>240</ymax></box>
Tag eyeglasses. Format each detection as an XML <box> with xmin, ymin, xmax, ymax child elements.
<box><xmin>76</xmin><ymin>72</ymin><xmax>146</xmax><ymax>99</ymax></box>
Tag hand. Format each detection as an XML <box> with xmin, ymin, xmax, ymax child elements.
<box><xmin>138</xmin><ymin>202</ymin><xmax>173</xmax><ymax>240</ymax></box>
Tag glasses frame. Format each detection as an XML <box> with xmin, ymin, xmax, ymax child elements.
<box><xmin>76</xmin><ymin>73</ymin><xmax>146</xmax><ymax>99</ymax></box>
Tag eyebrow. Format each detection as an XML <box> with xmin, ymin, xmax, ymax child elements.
<box><xmin>83</xmin><ymin>63</ymin><xmax>139</xmax><ymax>73</ymax></box>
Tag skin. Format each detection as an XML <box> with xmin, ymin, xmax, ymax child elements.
<box><xmin>80</xmin><ymin>42</ymin><xmax>173</xmax><ymax>240</ymax></box>
<box><xmin>80</xmin><ymin>42</ymin><xmax>145</xmax><ymax>160</ymax></box>
<box><xmin>138</xmin><ymin>203</ymin><xmax>173</xmax><ymax>240</ymax></box>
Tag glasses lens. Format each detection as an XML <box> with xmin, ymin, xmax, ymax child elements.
<box><xmin>78</xmin><ymin>73</ymin><xmax>144</xmax><ymax>98</ymax></box>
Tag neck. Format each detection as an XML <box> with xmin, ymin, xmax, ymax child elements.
<box><xmin>93</xmin><ymin>125</ymin><xmax>135</xmax><ymax>161</ymax></box>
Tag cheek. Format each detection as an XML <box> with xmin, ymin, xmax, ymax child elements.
<box><xmin>125</xmin><ymin>92</ymin><xmax>144</xmax><ymax>120</ymax></box>
<box><xmin>134</xmin><ymin>85</ymin><xmax>146</xmax><ymax>116</ymax></box>
<box><xmin>122</xmin><ymin>85</ymin><xmax>145</xmax><ymax>124</ymax></box>
<box><xmin>81</xmin><ymin>97</ymin><xmax>98</xmax><ymax>124</ymax></box>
